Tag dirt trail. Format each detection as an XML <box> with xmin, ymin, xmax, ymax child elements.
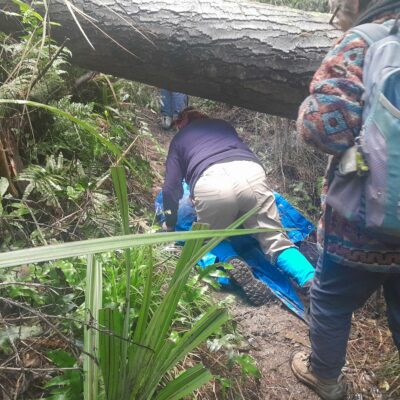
<box><xmin>221</xmin><ymin>291</ymin><xmax>320</xmax><ymax>399</ymax></box>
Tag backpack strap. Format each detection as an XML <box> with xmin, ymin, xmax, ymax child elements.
<box><xmin>350</xmin><ymin>23</ymin><xmax>391</xmax><ymax>45</ymax></box>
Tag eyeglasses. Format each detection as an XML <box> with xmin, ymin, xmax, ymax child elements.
<box><xmin>329</xmin><ymin>5</ymin><xmax>341</xmax><ymax>25</ymax></box>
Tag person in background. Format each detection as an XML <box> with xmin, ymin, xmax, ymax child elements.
<box><xmin>160</xmin><ymin>89</ymin><xmax>188</xmax><ymax>130</ymax></box>
<box><xmin>291</xmin><ymin>1</ymin><xmax>400</xmax><ymax>399</ymax></box>
<box><xmin>162</xmin><ymin>107</ymin><xmax>315</xmax><ymax>306</ymax></box>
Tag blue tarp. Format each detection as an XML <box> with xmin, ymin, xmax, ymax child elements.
<box><xmin>155</xmin><ymin>183</ymin><xmax>315</xmax><ymax>320</ymax></box>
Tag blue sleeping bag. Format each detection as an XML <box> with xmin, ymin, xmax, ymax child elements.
<box><xmin>155</xmin><ymin>183</ymin><xmax>315</xmax><ymax>320</ymax></box>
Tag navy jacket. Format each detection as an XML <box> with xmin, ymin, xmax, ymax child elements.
<box><xmin>162</xmin><ymin>119</ymin><xmax>260</xmax><ymax>227</ymax></box>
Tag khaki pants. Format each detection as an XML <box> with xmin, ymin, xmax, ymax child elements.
<box><xmin>193</xmin><ymin>160</ymin><xmax>293</xmax><ymax>263</ymax></box>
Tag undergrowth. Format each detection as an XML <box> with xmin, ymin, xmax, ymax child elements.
<box><xmin>0</xmin><ymin>2</ymin><xmax>261</xmax><ymax>399</ymax></box>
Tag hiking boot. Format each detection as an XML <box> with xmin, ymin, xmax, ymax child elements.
<box><xmin>227</xmin><ymin>258</ymin><xmax>272</xmax><ymax>306</ymax></box>
<box><xmin>161</xmin><ymin>115</ymin><xmax>172</xmax><ymax>130</ymax></box>
<box><xmin>291</xmin><ymin>351</ymin><xmax>346</xmax><ymax>400</ymax></box>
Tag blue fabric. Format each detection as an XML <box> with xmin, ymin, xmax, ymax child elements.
<box><xmin>155</xmin><ymin>183</ymin><xmax>316</xmax><ymax>319</ymax></box>
<box><xmin>155</xmin><ymin>182</ymin><xmax>195</xmax><ymax>232</ymax></box>
<box><xmin>160</xmin><ymin>89</ymin><xmax>188</xmax><ymax>117</ymax></box>
<box><xmin>274</xmin><ymin>193</ymin><xmax>314</xmax><ymax>243</ymax></box>
<box><xmin>276</xmin><ymin>247</ymin><xmax>315</xmax><ymax>287</ymax></box>
<box><xmin>310</xmin><ymin>255</ymin><xmax>400</xmax><ymax>379</ymax></box>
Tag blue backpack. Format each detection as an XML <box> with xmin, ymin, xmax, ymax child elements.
<box><xmin>326</xmin><ymin>21</ymin><xmax>400</xmax><ymax>242</ymax></box>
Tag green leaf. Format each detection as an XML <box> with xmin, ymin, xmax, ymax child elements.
<box><xmin>155</xmin><ymin>364</ymin><xmax>213</xmax><ymax>400</ymax></box>
<box><xmin>234</xmin><ymin>354</ymin><xmax>261</xmax><ymax>378</ymax></box>
<box><xmin>83</xmin><ymin>255</ymin><xmax>102</xmax><ymax>400</ymax></box>
<box><xmin>111</xmin><ymin>164</ymin><xmax>132</xmax><ymax>392</ymax></box>
<box><xmin>98</xmin><ymin>308</ymin><xmax>125</xmax><ymax>400</ymax></box>
<box><xmin>139</xmin><ymin>306</ymin><xmax>229</xmax><ymax>400</ymax></box>
<box><xmin>0</xmin><ymin>226</ymin><xmax>281</xmax><ymax>268</ymax></box>
<box><xmin>47</xmin><ymin>350</ymin><xmax>76</xmax><ymax>368</ymax></box>
<box><xmin>12</xmin><ymin>0</ymin><xmax>43</xmax><ymax>20</ymax></box>
<box><xmin>160</xmin><ymin>306</ymin><xmax>229</xmax><ymax>377</ymax></box>
<box><xmin>111</xmin><ymin>166</ymin><xmax>129</xmax><ymax>235</ymax></box>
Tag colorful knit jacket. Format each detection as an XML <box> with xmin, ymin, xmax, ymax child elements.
<box><xmin>297</xmin><ymin>15</ymin><xmax>400</xmax><ymax>271</ymax></box>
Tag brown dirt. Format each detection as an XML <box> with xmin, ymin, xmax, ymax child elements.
<box><xmin>221</xmin><ymin>293</ymin><xmax>319</xmax><ymax>400</ymax></box>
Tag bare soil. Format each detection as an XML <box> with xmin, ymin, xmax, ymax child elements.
<box><xmin>220</xmin><ymin>292</ymin><xmax>319</xmax><ymax>399</ymax></box>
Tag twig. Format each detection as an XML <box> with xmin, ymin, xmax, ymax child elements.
<box><xmin>73</xmin><ymin>71</ymin><xmax>97</xmax><ymax>90</ymax></box>
<box><xmin>0</xmin><ymin>313</ymin><xmax>23</xmax><ymax>373</ymax></box>
<box><xmin>102</xmin><ymin>74</ymin><xmax>119</xmax><ymax>106</ymax></box>
<box><xmin>68</xmin><ymin>2</ymin><xmax>140</xmax><ymax>60</ymax></box>
<box><xmin>329</xmin><ymin>6</ymin><xmax>340</xmax><ymax>25</ymax></box>
<box><xmin>0</xmin><ymin>366</ymin><xmax>80</xmax><ymax>372</ymax></box>
<box><xmin>115</xmin><ymin>135</ymin><xmax>140</xmax><ymax>166</ymax></box>
<box><xmin>0</xmin><ymin>282</ymin><xmax>63</xmax><ymax>291</ymax></box>
<box><xmin>0</xmin><ymin>297</ymin><xmax>82</xmax><ymax>360</ymax></box>
<box><xmin>30</xmin><ymin>38</ymin><xmax>69</xmax><ymax>90</ymax></box>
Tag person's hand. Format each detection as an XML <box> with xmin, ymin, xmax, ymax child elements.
<box><xmin>161</xmin><ymin>221</ymin><xmax>174</xmax><ymax>232</ymax></box>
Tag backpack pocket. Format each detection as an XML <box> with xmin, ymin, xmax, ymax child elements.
<box><xmin>326</xmin><ymin>166</ymin><xmax>364</xmax><ymax>222</ymax></box>
<box><xmin>363</xmin><ymin>70</ymin><xmax>400</xmax><ymax>237</ymax></box>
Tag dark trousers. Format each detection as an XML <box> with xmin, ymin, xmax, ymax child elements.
<box><xmin>309</xmin><ymin>255</ymin><xmax>400</xmax><ymax>379</ymax></box>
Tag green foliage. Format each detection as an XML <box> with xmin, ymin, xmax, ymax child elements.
<box><xmin>45</xmin><ymin>350</ymin><xmax>83</xmax><ymax>400</ymax></box>
<box><xmin>0</xmin><ymin>1</ymin><xmax>154</xmax><ymax>244</ymax></box>
<box><xmin>258</xmin><ymin>0</ymin><xmax>329</xmax><ymax>12</ymax></box>
<box><xmin>0</xmin><ymin>3</ymin><xmax>266</xmax><ymax>399</ymax></box>
<box><xmin>0</xmin><ymin>159</ymin><xmax>264</xmax><ymax>399</ymax></box>
<box><xmin>288</xmin><ymin>181</ymin><xmax>319</xmax><ymax>221</ymax></box>
<box><xmin>233</xmin><ymin>354</ymin><xmax>261</xmax><ymax>378</ymax></box>
<box><xmin>0</xmin><ymin>1</ymin><xmax>70</xmax><ymax>102</ymax></box>
<box><xmin>0</xmin><ymin>97</ymin><xmax>154</xmax><ymax>244</ymax></box>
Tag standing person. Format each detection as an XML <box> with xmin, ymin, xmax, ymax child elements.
<box><xmin>291</xmin><ymin>1</ymin><xmax>400</xmax><ymax>399</ymax></box>
<box><xmin>160</xmin><ymin>89</ymin><xmax>188</xmax><ymax>130</ymax></box>
<box><xmin>162</xmin><ymin>108</ymin><xmax>315</xmax><ymax>306</ymax></box>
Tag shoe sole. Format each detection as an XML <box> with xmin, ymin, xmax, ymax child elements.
<box><xmin>227</xmin><ymin>259</ymin><xmax>272</xmax><ymax>306</ymax></box>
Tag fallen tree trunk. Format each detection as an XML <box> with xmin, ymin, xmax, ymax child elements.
<box><xmin>0</xmin><ymin>0</ymin><xmax>340</xmax><ymax>119</ymax></box>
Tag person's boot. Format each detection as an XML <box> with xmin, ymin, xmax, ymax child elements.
<box><xmin>291</xmin><ymin>351</ymin><xmax>346</xmax><ymax>400</ymax></box>
<box><xmin>161</xmin><ymin>115</ymin><xmax>172</xmax><ymax>130</ymax></box>
<box><xmin>227</xmin><ymin>258</ymin><xmax>273</xmax><ymax>306</ymax></box>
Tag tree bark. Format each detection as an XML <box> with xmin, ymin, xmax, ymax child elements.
<box><xmin>0</xmin><ymin>0</ymin><xmax>340</xmax><ymax>119</ymax></box>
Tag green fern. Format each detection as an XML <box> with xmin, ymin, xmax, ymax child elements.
<box><xmin>18</xmin><ymin>160</ymin><xmax>66</xmax><ymax>208</ymax></box>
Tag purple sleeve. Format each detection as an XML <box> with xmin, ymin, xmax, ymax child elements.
<box><xmin>162</xmin><ymin>140</ymin><xmax>184</xmax><ymax>228</ymax></box>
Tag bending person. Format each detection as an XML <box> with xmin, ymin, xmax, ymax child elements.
<box><xmin>162</xmin><ymin>108</ymin><xmax>314</xmax><ymax>306</ymax></box>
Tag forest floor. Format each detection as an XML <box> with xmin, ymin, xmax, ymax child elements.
<box><xmin>144</xmin><ymin>104</ymin><xmax>399</xmax><ymax>400</ymax></box>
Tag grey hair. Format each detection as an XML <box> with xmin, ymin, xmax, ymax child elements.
<box><xmin>329</xmin><ymin>0</ymin><xmax>380</xmax><ymax>14</ymax></box>
<box><xmin>329</xmin><ymin>0</ymin><xmax>381</xmax><ymax>29</ymax></box>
